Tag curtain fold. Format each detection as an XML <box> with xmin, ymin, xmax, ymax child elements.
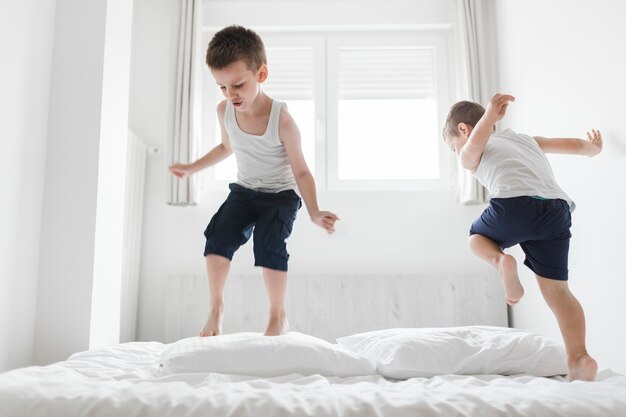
<box><xmin>455</xmin><ymin>0</ymin><xmax>488</xmax><ymax>205</ymax></box>
<box><xmin>169</xmin><ymin>0</ymin><xmax>201</xmax><ymax>206</ymax></box>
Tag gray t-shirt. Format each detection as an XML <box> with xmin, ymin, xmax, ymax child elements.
<box><xmin>224</xmin><ymin>99</ymin><xmax>296</xmax><ymax>193</ymax></box>
<box><xmin>472</xmin><ymin>128</ymin><xmax>575</xmax><ymax>211</ymax></box>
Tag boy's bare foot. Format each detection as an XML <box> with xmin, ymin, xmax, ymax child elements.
<box><xmin>498</xmin><ymin>254</ymin><xmax>524</xmax><ymax>305</ymax></box>
<box><xmin>200</xmin><ymin>305</ymin><xmax>224</xmax><ymax>337</ymax></box>
<box><xmin>264</xmin><ymin>310</ymin><xmax>289</xmax><ymax>336</ymax></box>
<box><xmin>568</xmin><ymin>353</ymin><xmax>598</xmax><ymax>382</ymax></box>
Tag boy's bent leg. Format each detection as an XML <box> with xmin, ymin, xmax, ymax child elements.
<box><xmin>469</xmin><ymin>234</ymin><xmax>524</xmax><ymax>305</ymax></box>
<box><xmin>535</xmin><ymin>276</ymin><xmax>597</xmax><ymax>382</ymax></box>
<box><xmin>262</xmin><ymin>267</ymin><xmax>289</xmax><ymax>336</ymax></box>
<box><xmin>200</xmin><ymin>254</ymin><xmax>231</xmax><ymax>337</ymax></box>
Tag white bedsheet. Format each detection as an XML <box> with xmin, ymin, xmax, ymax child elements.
<box><xmin>1</xmin><ymin>342</ymin><xmax>625</xmax><ymax>417</ymax></box>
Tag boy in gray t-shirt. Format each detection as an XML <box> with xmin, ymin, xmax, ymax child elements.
<box><xmin>442</xmin><ymin>94</ymin><xmax>602</xmax><ymax>381</ymax></box>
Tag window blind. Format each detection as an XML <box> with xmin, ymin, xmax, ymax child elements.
<box><xmin>263</xmin><ymin>47</ymin><xmax>315</xmax><ymax>100</ymax></box>
<box><xmin>338</xmin><ymin>46</ymin><xmax>436</xmax><ymax>100</ymax></box>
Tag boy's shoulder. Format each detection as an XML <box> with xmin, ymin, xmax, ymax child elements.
<box><xmin>488</xmin><ymin>129</ymin><xmax>545</xmax><ymax>159</ymax></box>
<box><xmin>277</xmin><ymin>102</ymin><xmax>299</xmax><ymax>137</ymax></box>
<box><xmin>493</xmin><ymin>127</ymin><xmax>519</xmax><ymax>138</ymax></box>
<box><xmin>492</xmin><ymin>128</ymin><xmax>534</xmax><ymax>143</ymax></box>
<box><xmin>216</xmin><ymin>99</ymin><xmax>228</xmax><ymax>113</ymax></box>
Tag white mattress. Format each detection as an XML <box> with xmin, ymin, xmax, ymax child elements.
<box><xmin>1</xmin><ymin>341</ymin><xmax>625</xmax><ymax>417</ymax></box>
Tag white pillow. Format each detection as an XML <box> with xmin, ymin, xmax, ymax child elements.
<box><xmin>159</xmin><ymin>332</ymin><xmax>376</xmax><ymax>377</ymax></box>
<box><xmin>336</xmin><ymin>326</ymin><xmax>567</xmax><ymax>379</ymax></box>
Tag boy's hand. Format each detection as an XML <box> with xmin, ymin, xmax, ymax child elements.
<box><xmin>485</xmin><ymin>94</ymin><xmax>515</xmax><ymax>123</ymax></box>
<box><xmin>311</xmin><ymin>211</ymin><xmax>340</xmax><ymax>234</ymax></box>
<box><xmin>586</xmin><ymin>129</ymin><xmax>603</xmax><ymax>157</ymax></box>
<box><xmin>169</xmin><ymin>163</ymin><xmax>194</xmax><ymax>179</ymax></box>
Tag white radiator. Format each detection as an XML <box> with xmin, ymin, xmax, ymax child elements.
<box><xmin>119</xmin><ymin>130</ymin><xmax>147</xmax><ymax>343</ymax></box>
<box><xmin>165</xmin><ymin>274</ymin><xmax>508</xmax><ymax>343</ymax></box>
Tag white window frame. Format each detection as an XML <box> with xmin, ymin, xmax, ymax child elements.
<box><xmin>199</xmin><ymin>27</ymin><xmax>455</xmax><ymax>192</ymax></box>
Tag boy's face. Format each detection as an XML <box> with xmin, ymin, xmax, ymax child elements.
<box><xmin>211</xmin><ymin>60</ymin><xmax>268</xmax><ymax>112</ymax></box>
<box><xmin>444</xmin><ymin>134</ymin><xmax>462</xmax><ymax>156</ymax></box>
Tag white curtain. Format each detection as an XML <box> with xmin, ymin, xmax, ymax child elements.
<box><xmin>455</xmin><ymin>0</ymin><xmax>489</xmax><ymax>205</ymax></box>
<box><xmin>169</xmin><ymin>0</ymin><xmax>201</xmax><ymax>206</ymax></box>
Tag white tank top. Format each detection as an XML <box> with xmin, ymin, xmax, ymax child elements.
<box><xmin>224</xmin><ymin>99</ymin><xmax>296</xmax><ymax>193</ymax></box>
<box><xmin>473</xmin><ymin>128</ymin><xmax>575</xmax><ymax>211</ymax></box>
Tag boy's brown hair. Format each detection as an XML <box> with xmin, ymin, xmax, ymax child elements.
<box><xmin>442</xmin><ymin>100</ymin><xmax>485</xmax><ymax>139</ymax></box>
<box><xmin>206</xmin><ymin>25</ymin><xmax>267</xmax><ymax>70</ymax></box>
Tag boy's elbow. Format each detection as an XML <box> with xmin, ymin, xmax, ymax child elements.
<box><xmin>295</xmin><ymin>170</ymin><xmax>312</xmax><ymax>181</ymax></box>
<box><xmin>290</xmin><ymin>164</ymin><xmax>313</xmax><ymax>183</ymax></box>
<box><xmin>220</xmin><ymin>143</ymin><xmax>233</xmax><ymax>155</ymax></box>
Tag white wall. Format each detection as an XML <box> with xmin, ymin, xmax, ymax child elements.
<box><xmin>34</xmin><ymin>0</ymin><xmax>134</xmax><ymax>365</ymax></box>
<box><xmin>88</xmin><ymin>0</ymin><xmax>135</xmax><ymax>350</ymax></box>
<box><xmin>0</xmin><ymin>1</ymin><xmax>57</xmax><ymax>372</ymax></box>
<box><xmin>494</xmin><ymin>0</ymin><xmax>626</xmax><ymax>373</ymax></box>
<box><xmin>128</xmin><ymin>0</ymin><xmax>181</xmax><ymax>342</ymax></box>
<box><xmin>130</xmin><ymin>0</ymin><xmax>495</xmax><ymax>343</ymax></box>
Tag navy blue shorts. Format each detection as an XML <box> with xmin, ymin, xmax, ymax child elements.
<box><xmin>469</xmin><ymin>196</ymin><xmax>572</xmax><ymax>281</ymax></box>
<box><xmin>203</xmin><ymin>183</ymin><xmax>302</xmax><ymax>271</ymax></box>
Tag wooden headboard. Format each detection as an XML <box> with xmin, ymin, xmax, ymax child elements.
<box><xmin>165</xmin><ymin>274</ymin><xmax>508</xmax><ymax>342</ymax></box>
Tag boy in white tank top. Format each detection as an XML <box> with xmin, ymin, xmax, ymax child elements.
<box><xmin>442</xmin><ymin>94</ymin><xmax>602</xmax><ymax>382</ymax></box>
<box><xmin>169</xmin><ymin>26</ymin><xmax>338</xmax><ymax>337</ymax></box>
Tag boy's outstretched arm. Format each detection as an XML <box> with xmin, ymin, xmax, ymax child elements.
<box><xmin>280</xmin><ymin>107</ymin><xmax>339</xmax><ymax>234</ymax></box>
<box><xmin>169</xmin><ymin>100</ymin><xmax>233</xmax><ymax>178</ymax></box>
<box><xmin>534</xmin><ymin>129</ymin><xmax>603</xmax><ymax>157</ymax></box>
<box><xmin>460</xmin><ymin>94</ymin><xmax>515</xmax><ymax>171</ymax></box>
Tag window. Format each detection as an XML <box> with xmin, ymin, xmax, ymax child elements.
<box><xmin>201</xmin><ymin>29</ymin><xmax>453</xmax><ymax>191</ymax></box>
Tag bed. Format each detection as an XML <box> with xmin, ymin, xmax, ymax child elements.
<box><xmin>1</xmin><ymin>327</ymin><xmax>625</xmax><ymax>417</ymax></box>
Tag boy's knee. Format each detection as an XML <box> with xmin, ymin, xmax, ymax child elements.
<box><xmin>468</xmin><ymin>233</ymin><xmax>485</xmax><ymax>250</ymax></box>
<box><xmin>537</xmin><ymin>277</ymin><xmax>570</xmax><ymax>301</ymax></box>
<box><xmin>206</xmin><ymin>253</ymin><xmax>231</xmax><ymax>263</ymax></box>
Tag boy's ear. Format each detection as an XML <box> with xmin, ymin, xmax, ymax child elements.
<box><xmin>457</xmin><ymin>122</ymin><xmax>471</xmax><ymax>139</ymax></box>
<box><xmin>257</xmin><ymin>64</ymin><xmax>268</xmax><ymax>83</ymax></box>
